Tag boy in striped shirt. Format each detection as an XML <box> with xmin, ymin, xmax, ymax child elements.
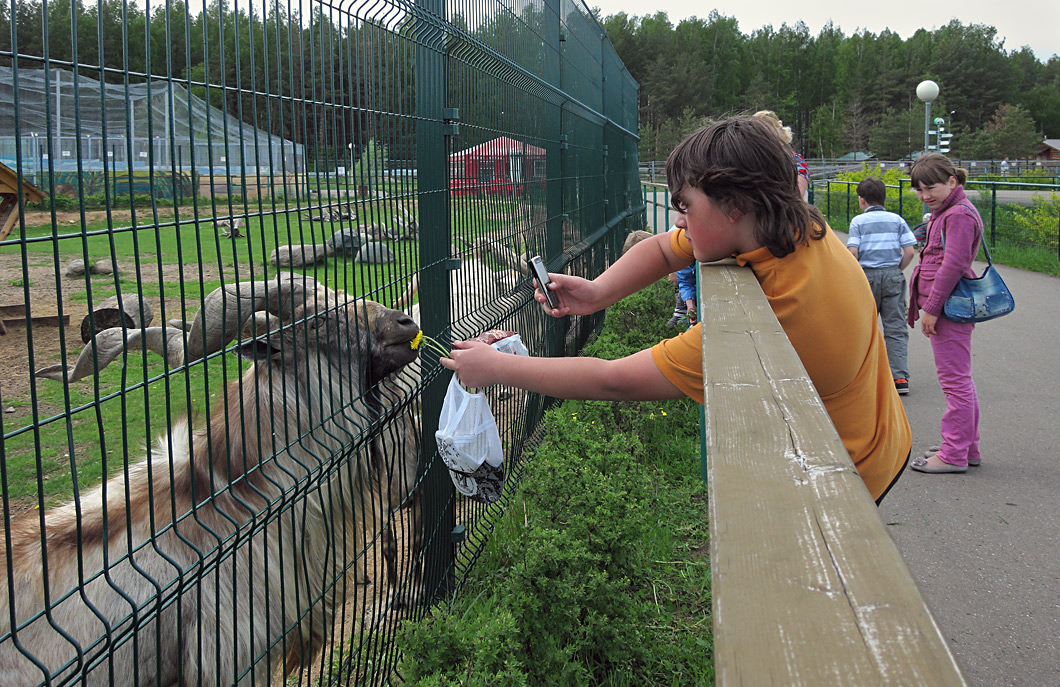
<box><xmin>846</xmin><ymin>177</ymin><xmax>917</xmax><ymax>394</ymax></box>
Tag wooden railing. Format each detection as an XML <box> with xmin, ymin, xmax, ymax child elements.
<box><xmin>698</xmin><ymin>260</ymin><xmax>968</xmax><ymax>686</ymax></box>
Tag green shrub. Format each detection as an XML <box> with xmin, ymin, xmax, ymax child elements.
<box><xmin>1011</xmin><ymin>192</ymin><xmax>1060</xmax><ymax>250</ymax></box>
<box><xmin>833</xmin><ymin>163</ymin><xmax>921</xmax><ymax>223</ymax></box>
<box><xmin>398</xmin><ymin>280</ymin><xmax>711</xmax><ymax>686</ymax></box>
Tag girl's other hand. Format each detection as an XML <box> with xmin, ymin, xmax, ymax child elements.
<box><xmin>921</xmin><ymin>312</ymin><xmax>939</xmax><ymax>337</ymax></box>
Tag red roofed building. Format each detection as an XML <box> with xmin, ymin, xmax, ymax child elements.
<box><xmin>449</xmin><ymin>136</ymin><xmax>546</xmax><ymax>196</ymax></box>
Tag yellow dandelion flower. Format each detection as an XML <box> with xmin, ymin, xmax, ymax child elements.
<box><xmin>410</xmin><ymin>330</ymin><xmax>423</xmax><ymax>350</ymax></box>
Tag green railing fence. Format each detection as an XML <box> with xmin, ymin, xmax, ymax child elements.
<box><xmin>814</xmin><ymin>178</ymin><xmax>1060</xmax><ymax>261</ymax></box>
<box><xmin>0</xmin><ymin>0</ymin><xmax>642</xmax><ymax>683</ymax></box>
<box><xmin>645</xmin><ymin>176</ymin><xmax>1060</xmax><ymax>266</ymax></box>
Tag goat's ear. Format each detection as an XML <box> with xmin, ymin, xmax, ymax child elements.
<box><xmin>236</xmin><ymin>336</ymin><xmax>284</xmax><ymax>363</ymax></box>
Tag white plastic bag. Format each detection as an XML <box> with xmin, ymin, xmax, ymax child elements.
<box><xmin>434</xmin><ymin>333</ymin><xmax>528</xmax><ymax>502</ymax></box>
<box><xmin>437</xmin><ymin>374</ymin><xmax>503</xmax><ymax>473</ymax></box>
<box><xmin>489</xmin><ymin>332</ymin><xmax>529</xmax><ymax>358</ymax></box>
<box><xmin>436</xmin><ymin>376</ymin><xmax>504</xmax><ymax>502</ymax></box>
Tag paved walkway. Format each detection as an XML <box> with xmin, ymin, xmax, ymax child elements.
<box><xmin>645</xmin><ymin>205</ymin><xmax>1060</xmax><ymax>685</ymax></box>
<box><xmin>879</xmin><ymin>256</ymin><xmax>1059</xmax><ymax>687</ymax></box>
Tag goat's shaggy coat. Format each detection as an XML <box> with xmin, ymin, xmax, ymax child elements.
<box><xmin>0</xmin><ymin>288</ymin><xmax>420</xmax><ymax>687</ymax></box>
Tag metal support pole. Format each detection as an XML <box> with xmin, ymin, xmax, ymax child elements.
<box><xmin>991</xmin><ymin>184</ymin><xmax>997</xmax><ymax>247</ymax></box>
<box><xmin>415</xmin><ymin>0</ymin><xmax>454</xmax><ymax>604</ymax></box>
<box><xmin>923</xmin><ymin>101</ymin><xmax>932</xmax><ymax>155</ymax></box>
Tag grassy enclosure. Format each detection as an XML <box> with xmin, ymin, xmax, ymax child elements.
<box><xmin>0</xmin><ymin>0</ymin><xmax>645</xmax><ymax>680</ymax></box>
<box><xmin>0</xmin><ymin>186</ymin><xmax>543</xmax><ymax>508</ymax></box>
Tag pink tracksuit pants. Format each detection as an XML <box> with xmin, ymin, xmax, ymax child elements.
<box><xmin>930</xmin><ymin>316</ymin><xmax>982</xmax><ymax>467</ymax></box>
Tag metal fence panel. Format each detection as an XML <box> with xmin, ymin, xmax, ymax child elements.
<box><xmin>0</xmin><ymin>0</ymin><xmax>643</xmax><ymax>683</ymax></box>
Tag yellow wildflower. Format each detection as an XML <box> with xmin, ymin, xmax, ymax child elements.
<box><xmin>410</xmin><ymin>330</ymin><xmax>423</xmax><ymax>350</ymax></box>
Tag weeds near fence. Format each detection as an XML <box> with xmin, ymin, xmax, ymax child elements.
<box><xmin>397</xmin><ymin>280</ymin><xmax>712</xmax><ymax>685</ymax></box>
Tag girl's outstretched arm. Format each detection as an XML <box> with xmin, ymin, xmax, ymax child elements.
<box><xmin>534</xmin><ymin>232</ymin><xmax>693</xmax><ymax>317</ymax></box>
<box><xmin>439</xmin><ymin>341</ymin><xmax>683</xmax><ymax>402</ymax></box>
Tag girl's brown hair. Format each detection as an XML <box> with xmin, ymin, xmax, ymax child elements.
<box><xmin>666</xmin><ymin>116</ymin><xmax>826</xmax><ymax>258</ymax></box>
<box><xmin>910</xmin><ymin>153</ymin><xmax>967</xmax><ymax>189</ymax></box>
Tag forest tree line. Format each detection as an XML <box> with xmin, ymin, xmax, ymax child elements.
<box><xmin>600</xmin><ymin>11</ymin><xmax>1060</xmax><ymax>163</ymax></box>
<box><xmin>2</xmin><ymin>0</ymin><xmax>1057</xmax><ymax>167</ymax></box>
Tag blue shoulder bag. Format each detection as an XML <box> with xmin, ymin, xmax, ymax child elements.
<box><xmin>939</xmin><ymin>204</ymin><xmax>1015</xmax><ymax>324</ymax></box>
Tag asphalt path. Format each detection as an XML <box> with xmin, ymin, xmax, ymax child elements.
<box><xmin>644</xmin><ymin>207</ymin><xmax>1060</xmax><ymax>685</ymax></box>
<box><xmin>879</xmin><ymin>253</ymin><xmax>1060</xmax><ymax>687</ymax></box>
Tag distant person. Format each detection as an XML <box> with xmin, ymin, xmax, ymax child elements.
<box><xmin>665</xmin><ymin>225</ymin><xmax>697</xmax><ymax>328</ymax></box>
<box><xmin>673</xmin><ymin>262</ymin><xmax>697</xmax><ymax>327</ymax></box>
<box><xmin>907</xmin><ymin>153</ymin><xmax>984</xmax><ymax>474</ymax></box>
<box><xmin>622</xmin><ymin>228</ymin><xmax>690</xmax><ymax>326</ymax></box>
<box><xmin>622</xmin><ymin>229</ymin><xmax>653</xmax><ymax>255</ymax></box>
<box><xmin>1000</xmin><ymin>157</ymin><xmax>1010</xmax><ymax>177</ymax></box>
<box><xmin>846</xmin><ymin>177</ymin><xmax>917</xmax><ymax>394</ymax></box>
<box><xmin>753</xmin><ymin>110</ymin><xmax>810</xmax><ymax>200</ymax></box>
<box><xmin>442</xmin><ymin>116</ymin><xmax>911</xmax><ymax>504</ymax></box>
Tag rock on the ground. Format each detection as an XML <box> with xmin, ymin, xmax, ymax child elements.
<box><xmin>355</xmin><ymin>242</ymin><xmax>395</xmax><ymax>264</ymax></box>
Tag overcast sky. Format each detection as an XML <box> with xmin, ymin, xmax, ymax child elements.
<box><xmin>588</xmin><ymin>0</ymin><xmax>1060</xmax><ymax>61</ymax></box>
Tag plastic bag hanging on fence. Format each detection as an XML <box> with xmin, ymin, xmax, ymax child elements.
<box><xmin>435</xmin><ymin>333</ymin><xmax>528</xmax><ymax>503</ymax></box>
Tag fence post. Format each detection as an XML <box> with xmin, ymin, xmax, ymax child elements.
<box><xmin>543</xmin><ymin>0</ymin><xmax>566</xmax><ymax>371</ymax></box>
<box><xmin>545</xmin><ymin>0</ymin><xmax>562</xmax><ymax>261</ymax></box>
<box><xmin>415</xmin><ymin>0</ymin><xmax>455</xmax><ymax>604</ymax></box>
<box><xmin>991</xmin><ymin>183</ymin><xmax>997</xmax><ymax>247</ymax></box>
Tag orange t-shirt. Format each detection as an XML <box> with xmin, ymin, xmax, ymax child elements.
<box><xmin>651</xmin><ymin>227</ymin><xmax>911</xmax><ymax>500</ymax></box>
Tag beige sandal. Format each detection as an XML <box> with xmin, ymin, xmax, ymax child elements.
<box><xmin>924</xmin><ymin>445</ymin><xmax>980</xmax><ymax>466</ymax></box>
<box><xmin>911</xmin><ymin>454</ymin><xmax>968</xmax><ymax>474</ymax></box>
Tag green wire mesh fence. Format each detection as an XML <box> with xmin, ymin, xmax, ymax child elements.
<box><xmin>0</xmin><ymin>0</ymin><xmax>643</xmax><ymax>683</ymax></box>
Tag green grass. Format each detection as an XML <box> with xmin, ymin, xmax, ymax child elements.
<box><xmin>3</xmin><ymin>349</ymin><xmax>246</xmax><ymax>507</ymax></box>
<box><xmin>986</xmin><ymin>241</ymin><xmax>1060</xmax><ymax>276</ymax></box>
<box><xmin>4</xmin><ymin>190</ymin><xmax>532</xmax><ymax>299</ymax></box>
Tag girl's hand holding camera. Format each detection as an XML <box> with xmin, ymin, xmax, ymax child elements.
<box><xmin>532</xmin><ymin>272</ymin><xmax>602</xmax><ymax>317</ymax></box>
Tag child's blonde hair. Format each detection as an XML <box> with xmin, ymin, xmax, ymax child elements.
<box><xmin>622</xmin><ymin>230</ymin><xmax>654</xmax><ymax>255</ymax></box>
<box><xmin>752</xmin><ymin>110</ymin><xmax>793</xmax><ymax>144</ymax></box>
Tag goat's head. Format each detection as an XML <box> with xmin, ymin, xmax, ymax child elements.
<box><xmin>237</xmin><ymin>286</ymin><xmax>420</xmax><ymax>389</ymax></box>
<box><xmin>36</xmin><ymin>274</ymin><xmax>422</xmax><ymax>385</ymax></box>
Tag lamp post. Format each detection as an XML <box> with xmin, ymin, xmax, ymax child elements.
<box><xmin>916</xmin><ymin>80</ymin><xmax>940</xmax><ymax>156</ymax></box>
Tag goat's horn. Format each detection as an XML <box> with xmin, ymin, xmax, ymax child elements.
<box><xmin>35</xmin><ymin>273</ymin><xmax>319</xmax><ymax>382</ymax></box>
<box><xmin>34</xmin><ymin>326</ymin><xmax>186</xmax><ymax>382</ymax></box>
<box><xmin>182</xmin><ymin>273</ymin><xmax>319</xmax><ymax>361</ymax></box>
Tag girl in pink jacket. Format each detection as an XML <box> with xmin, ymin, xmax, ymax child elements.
<box><xmin>907</xmin><ymin>154</ymin><xmax>984</xmax><ymax>473</ymax></box>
